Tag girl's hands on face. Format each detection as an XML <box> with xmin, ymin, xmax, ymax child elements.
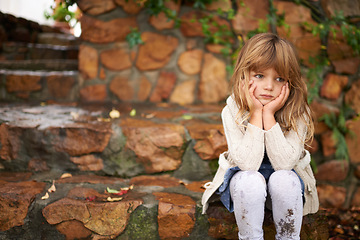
<box><xmin>248</xmin><ymin>80</ymin><xmax>264</xmax><ymax>112</ymax></box>
<box><xmin>263</xmin><ymin>82</ymin><xmax>290</xmax><ymax>115</ymax></box>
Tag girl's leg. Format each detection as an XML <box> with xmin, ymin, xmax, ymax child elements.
<box><xmin>230</xmin><ymin>171</ymin><xmax>267</xmax><ymax>240</ymax></box>
<box><xmin>268</xmin><ymin>170</ymin><xmax>303</xmax><ymax>240</ymax></box>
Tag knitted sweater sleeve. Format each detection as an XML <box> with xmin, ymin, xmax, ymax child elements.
<box><xmin>221</xmin><ymin>105</ymin><xmax>265</xmax><ymax>171</ymax></box>
<box><xmin>265</xmin><ymin>119</ymin><xmax>307</xmax><ymax>170</ymax></box>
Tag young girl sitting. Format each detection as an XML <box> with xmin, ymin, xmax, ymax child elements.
<box><xmin>202</xmin><ymin>33</ymin><xmax>319</xmax><ymax>240</ymax></box>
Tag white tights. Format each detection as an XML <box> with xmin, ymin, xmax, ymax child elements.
<box><xmin>229</xmin><ymin>170</ymin><xmax>303</xmax><ymax>240</ymax></box>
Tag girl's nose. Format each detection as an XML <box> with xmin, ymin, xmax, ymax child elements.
<box><xmin>264</xmin><ymin>78</ymin><xmax>273</xmax><ymax>90</ymax></box>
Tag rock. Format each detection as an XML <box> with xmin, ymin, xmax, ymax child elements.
<box><xmin>153</xmin><ymin>192</ymin><xmax>196</xmax><ymax>239</ymax></box>
<box><xmin>56</xmin><ymin>220</ymin><xmax>92</xmax><ymax>240</ymax></box>
<box><xmin>0</xmin><ymin>172</ymin><xmax>32</xmax><ymax>182</ymax></box>
<box><xmin>345</xmin><ymin>78</ymin><xmax>360</xmax><ymax>114</ymax></box>
<box><xmin>317</xmin><ymin>184</ymin><xmax>346</xmax><ymax>208</ymax></box>
<box><xmin>79</xmin><ymin>84</ymin><xmax>107</xmax><ymax>102</ymax></box>
<box><xmin>100</xmin><ymin>47</ymin><xmax>132</xmax><ymax>71</ymax></box>
<box><xmin>327</xmin><ymin>26</ymin><xmax>355</xmax><ymax>61</ymax></box>
<box><xmin>130</xmin><ymin>175</ymin><xmax>181</xmax><ymax>188</ymax></box>
<box><xmin>187</xmin><ymin>123</ymin><xmax>227</xmax><ymax>160</ymax></box>
<box><xmin>232</xmin><ymin>0</ymin><xmax>269</xmax><ymax>35</ymax></box>
<box><xmin>332</xmin><ymin>57</ymin><xmax>360</xmax><ymax>75</ymax></box>
<box><xmin>80</xmin><ymin>15</ymin><xmax>137</xmax><ymax>43</ymax></box>
<box><xmin>42</xmin><ymin>197</ymin><xmax>143</xmax><ymax>237</ymax></box>
<box><xmin>136</xmin><ymin>75</ymin><xmax>152</xmax><ymax>101</ymax></box>
<box><xmin>321</xmin><ymin>130</ymin><xmax>336</xmax><ymax>157</ymax></box>
<box><xmin>177</xmin><ymin>49</ymin><xmax>203</xmax><ymax>75</ymax></box>
<box><xmin>79</xmin><ymin>44</ymin><xmax>98</xmax><ymax>80</ymax></box>
<box><xmin>321</xmin><ymin>0</ymin><xmax>360</xmax><ymax>18</ymax></box>
<box><xmin>184</xmin><ymin>180</ymin><xmax>208</xmax><ymax>193</ymax></box>
<box><xmin>170</xmin><ymin>79</ymin><xmax>197</xmax><ymax>105</ymax></box>
<box><xmin>28</xmin><ymin>158</ymin><xmax>50</xmax><ymax>172</ymax></box>
<box><xmin>149</xmin><ymin>0</ymin><xmax>180</xmax><ymax>30</ymax></box>
<box><xmin>346</xmin><ymin>118</ymin><xmax>360</xmax><ymax>164</ymax></box>
<box><xmin>0</xmin><ymin>181</ymin><xmax>45</xmax><ymax>231</ymax></box>
<box><xmin>121</xmin><ymin>118</ymin><xmax>186</xmax><ymax>173</ymax></box>
<box><xmin>198</xmin><ymin>53</ymin><xmax>228</xmax><ymax>103</ymax></box>
<box><xmin>5</xmin><ymin>74</ymin><xmax>41</xmax><ymax>93</ymax></box>
<box><xmin>50</xmin><ymin>121</ymin><xmax>112</xmax><ymax>156</ymax></box>
<box><xmin>0</xmin><ymin>124</ymin><xmax>23</xmax><ymax>161</ymax></box>
<box><xmin>77</xmin><ymin>0</ymin><xmax>116</xmax><ymax>15</ymax></box>
<box><xmin>206</xmin><ymin>43</ymin><xmax>228</xmax><ymax>54</ymax></box>
<box><xmin>355</xmin><ymin>165</ymin><xmax>360</xmax><ymax>179</ymax></box>
<box><xmin>149</xmin><ymin>71</ymin><xmax>176</xmax><ymax>102</ymax></box>
<box><xmin>70</xmin><ymin>155</ymin><xmax>104</xmax><ymax>171</ymax></box>
<box><xmin>206</xmin><ymin>0</ymin><xmax>231</xmax><ymax>11</ymax></box>
<box><xmin>351</xmin><ymin>187</ymin><xmax>360</xmax><ymax>207</ymax></box>
<box><xmin>320</xmin><ymin>73</ymin><xmax>348</xmax><ymax>100</ymax></box>
<box><xmin>180</xmin><ymin>11</ymin><xmax>230</xmax><ymax>37</ymax></box>
<box><xmin>206</xmin><ymin>202</ymin><xmax>238</xmax><ymax>239</ymax></box>
<box><xmin>114</xmin><ymin>0</ymin><xmax>144</xmax><ymax>14</ymax></box>
<box><xmin>57</xmin><ymin>175</ymin><xmax>125</xmax><ymax>185</ymax></box>
<box><xmin>46</xmin><ymin>74</ymin><xmax>75</xmax><ymax>99</ymax></box>
<box><xmin>135</xmin><ymin>32</ymin><xmax>178</xmax><ymax>71</ymax></box>
<box><xmin>315</xmin><ymin>159</ymin><xmax>349</xmax><ymax>182</ymax></box>
<box><xmin>110</xmin><ymin>76</ymin><xmax>134</xmax><ymax>101</ymax></box>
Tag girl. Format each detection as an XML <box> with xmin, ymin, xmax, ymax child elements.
<box><xmin>202</xmin><ymin>33</ymin><xmax>319</xmax><ymax>240</ymax></box>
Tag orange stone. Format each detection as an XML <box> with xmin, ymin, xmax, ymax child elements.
<box><xmin>149</xmin><ymin>0</ymin><xmax>180</xmax><ymax>30</ymax></box>
<box><xmin>77</xmin><ymin>0</ymin><xmax>116</xmax><ymax>15</ymax></box>
<box><xmin>315</xmin><ymin>159</ymin><xmax>349</xmax><ymax>182</ymax></box>
<box><xmin>57</xmin><ymin>175</ymin><xmax>125</xmax><ymax>184</ymax></box>
<box><xmin>130</xmin><ymin>175</ymin><xmax>181</xmax><ymax>188</ymax></box>
<box><xmin>232</xmin><ymin>0</ymin><xmax>269</xmax><ymax>35</ymax></box>
<box><xmin>137</xmin><ymin>75</ymin><xmax>152</xmax><ymax>101</ymax></box>
<box><xmin>121</xmin><ymin>118</ymin><xmax>186</xmax><ymax>173</ymax></box>
<box><xmin>70</xmin><ymin>155</ymin><xmax>104</xmax><ymax>171</ymax></box>
<box><xmin>345</xmin><ymin>78</ymin><xmax>360</xmax><ymax>114</ymax></box>
<box><xmin>177</xmin><ymin>49</ymin><xmax>203</xmax><ymax>75</ymax></box>
<box><xmin>100</xmin><ymin>47</ymin><xmax>132</xmax><ymax>71</ymax></box>
<box><xmin>5</xmin><ymin>74</ymin><xmax>41</xmax><ymax>92</ymax></box>
<box><xmin>187</xmin><ymin>123</ymin><xmax>227</xmax><ymax>160</ymax></box>
<box><xmin>46</xmin><ymin>74</ymin><xmax>75</xmax><ymax>99</ymax></box>
<box><xmin>351</xmin><ymin>187</ymin><xmax>360</xmax><ymax>207</ymax></box>
<box><xmin>79</xmin><ymin>45</ymin><xmax>98</xmax><ymax>80</ymax></box>
<box><xmin>55</xmin><ymin>220</ymin><xmax>92</xmax><ymax>240</ymax></box>
<box><xmin>346</xmin><ymin>118</ymin><xmax>360</xmax><ymax>164</ymax></box>
<box><xmin>80</xmin><ymin>15</ymin><xmax>137</xmax><ymax>43</ymax></box>
<box><xmin>135</xmin><ymin>32</ymin><xmax>178</xmax><ymax>71</ymax></box>
<box><xmin>114</xmin><ymin>0</ymin><xmax>144</xmax><ymax>14</ymax></box>
<box><xmin>332</xmin><ymin>57</ymin><xmax>360</xmax><ymax>75</ymax></box>
<box><xmin>198</xmin><ymin>53</ymin><xmax>228</xmax><ymax>103</ymax></box>
<box><xmin>327</xmin><ymin>26</ymin><xmax>355</xmax><ymax>61</ymax></box>
<box><xmin>109</xmin><ymin>76</ymin><xmax>134</xmax><ymax>101</ymax></box>
<box><xmin>317</xmin><ymin>184</ymin><xmax>346</xmax><ymax>208</ymax></box>
<box><xmin>153</xmin><ymin>192</ymin><xmax>196</xmax><ymax>239</ymax></box>
<box><xmin>321</xmin><ymin>130</ymin><xmax>336</xmax><ymax>157</ymax></box>
<box><xmin>206</xmin><ymin>0</ymin><xmax>231</xmax><ymax>11</ymax></box>
<box><xmin>149</xmin><ymin>71</ymin><xmax>176</xmax><ymax>102</ymax></box>
<box><xmin>0</xmin><ymin>124</ymin><xmax>22</xmax><ymax>161</ymax></box>
<box><xmin>320</xmin><ymin>73</ymin><xmax>348</xmax><ymax>100</ymax></box>
<box><xmin>170</xmin><ymin>79</ymin><xmax>197</xmax><ymax>105</ymax></box>
<box><xmin>184</xmin><ymin>180</ymin><xmax>208</xmax><ymax>193</ymax></box>
<box><xmin>79</xmin><ymin>84</ymin><xmax>107</xmax><ymax>102</ymax></box>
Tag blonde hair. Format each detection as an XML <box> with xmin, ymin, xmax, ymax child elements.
<box><xmin>231</xmin><ymin>33</ymin><xmax>314</xmax><ymax>142</ymax></box>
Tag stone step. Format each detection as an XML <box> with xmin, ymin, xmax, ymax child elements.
<box><xmin>1</xmin><ymin>41</ymin><xmax>78</xmax><ymax>61</ymax></box>
<box><xmin>0</xmin><ymin>172</ymin><xmax>330</xmax><ymax>240</ymax></box>
<box><xmin>0</xmin><ymin>59</ymin><xmax>78</xmax><ymax>71</ymax></box>
<box><xmin>36</xmin><ymin>32</ymin><xmax>81</xmax><ymax>46</ymax></box>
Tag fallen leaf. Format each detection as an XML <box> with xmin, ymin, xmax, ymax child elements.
<box><xmin>145</xmin><ymin>113</ymin><xmax>156</xmax><ymax>119</ymax></box>
<box><xmin>106</xmin><ymin>187</ymin><xmax>120</xmax><ymax>194</ymax></box>
<box><xmin>48</xmin><ymin>180</ymin><xmax>56</xmax><ymax>193</ymax></box>
<box><xmin>182</xmin><ymin>114</ymin><xmax>193</xmax><ymax>120</ymax></box>
<box><xmin>97</xmin><ymin>117</ymin><xmax>111</xmax><ymax>122</ymax></box>
<box><xmin>130</xmin><ymin>109</ymin><xmax>136</xmax><ymax>117</ymax></box>
<box><xmin>109</xmin><ymin>109</ymin><xmax>120</xmax><ymax>119</ymax></box>
<box><xmin>107</xmin><ymin>197</ymin><xmax>123</xmax><ymax>202</ymax></box>
<box><xmin>70</xmin><ymin>112</ymin><xmax>79</xmax><ymax>120</ymax></box>
<box><xmin>60</xmin><ymin>173</ymin><xmax>72</xmax><ymax>179</ymax></box>
<box><xmin>41</xmin><ymin>192</ymin><xmax>49</xmax><ymax>200</ymax></box>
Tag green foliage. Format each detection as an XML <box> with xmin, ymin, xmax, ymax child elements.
<box><xmin>319</xmin><ymin>105</ymin><xmax>355</xmax><ymax>161</ymax></box>
<box><xmin>44</xmin><ymin>0</ymin><xmax>77</xmax><ymax>24</ymax></box>
<box><xmin>306</xmin><ymin>55</ymin><xmax>330</xmax><ymax>103</ymax></box>
<box><xmin>126</xmin><ymin>27</ymin><xmax>144</xmax><ymax>49</ymax></box>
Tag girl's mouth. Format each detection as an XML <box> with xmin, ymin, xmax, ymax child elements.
<box><xmin>260</xmin><ymin>94</ymin><xmax>273</xmax><ymax>99</ymax></box>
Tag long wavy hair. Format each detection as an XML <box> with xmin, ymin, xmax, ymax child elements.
<box><xmin>231</xmin><ymin>33</ymin><xmax>314</xmax><ymax>143</ymax></box>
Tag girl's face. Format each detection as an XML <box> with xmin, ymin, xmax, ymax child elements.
<box><xmin>249</xmin><ymin>67</ymin><xmax>288</xmax><ymax>106</ymax></box>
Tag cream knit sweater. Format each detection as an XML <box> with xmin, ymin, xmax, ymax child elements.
<box><xmin>202</xmin><ymin>96</ymin><xmax>319</xmax><ymax>215</ymax></box>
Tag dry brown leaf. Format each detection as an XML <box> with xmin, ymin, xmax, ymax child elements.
<box><xmin>48</xmin><ymin>180</ymin><xmax>56</xmax><ymax>193</ymax></box>
<box><xmin>60</xmin><ymin>173</ymin><xmax>72</xmax><ymax>179</ymax></box>
<box><xmin>41</xmin><ymin>192</ymin><xmax>49</xmax><ymax>200</ymax></box>
<box><xmin>107</xmin><ymin>197</ymin><xmax>123</xmax><ymax>202</ymax></box>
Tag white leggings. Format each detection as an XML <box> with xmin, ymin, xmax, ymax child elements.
<box><xmin>229</xmin><ymin>170</ymin><xmax>303</xmax><ymax>240</ymax></box>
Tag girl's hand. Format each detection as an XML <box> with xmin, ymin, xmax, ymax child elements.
<box><xmin>263</xmin><ymin>82</ymin><xmax>290</xmax><ymax>115</ymax></box>
<box><xmin>248</xmin><ymin>80</ymin><xmax>263</xmax><ymax>112</ymax></box>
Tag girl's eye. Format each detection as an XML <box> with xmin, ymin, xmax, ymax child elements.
<box><xmin>276</xmin><ymin>77</ymin><xmax>285</xmax><ymax>82</ymax></box>
<box><xmin>254</xmin><ymin>74</ymin><xmax>263</xmax><ymax>79</ymax></box>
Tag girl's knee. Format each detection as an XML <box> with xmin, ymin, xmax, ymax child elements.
<box><xmin>230</xmin><ymin>171</ymin><xmax>267</xmax><ymax>198</ymax></box>
<box><xmin>268</xmin><ymin>170</ymin><xmax>301</xmax><ymax>196</ymax></box>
